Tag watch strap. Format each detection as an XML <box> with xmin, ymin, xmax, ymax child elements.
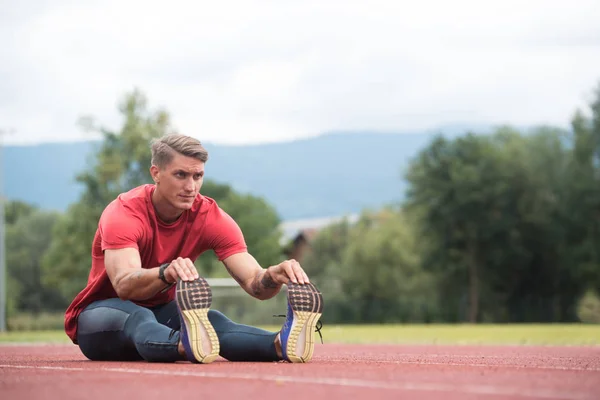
<box><xmin>158</xmin><ymin>263</ymin><xmax>171</xmax><ymax>284</ymax></box>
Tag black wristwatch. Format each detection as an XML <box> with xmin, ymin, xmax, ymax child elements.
<box><xmin>158</xmin><ymin>263</ymin><xmax>171</xmax><ymax>285</ymax></box>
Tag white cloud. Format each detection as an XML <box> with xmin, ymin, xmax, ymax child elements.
<box><xmin>1</xmin><ymin>0</ymin><xmax>600</xmax><ymax>145</ymax></box>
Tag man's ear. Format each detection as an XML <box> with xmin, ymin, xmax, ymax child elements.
<box><xmin>150</xmin><ymin>165</ymin><xmax>160</xmax><ymax>184</ymax></box>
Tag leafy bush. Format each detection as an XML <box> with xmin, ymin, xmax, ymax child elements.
<box><xmin>8</xmin><ymin>312</ymin><xmax>65</xmax><ymax>331</ymax></box>
<box><xmin>577</xmin><ymin>290</ymin><xmax>600</xmax><ymax>324</ymax></box>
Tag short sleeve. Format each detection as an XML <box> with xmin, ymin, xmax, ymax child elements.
<box><xmin>99</xmin><ymin>201</ymin><xmax>145</xmax><ymax>251</ymax></box>
<box><xmin>206</xmin><ymin>207</ymin><xmax>248</xmax><ymax>261</ymax></box>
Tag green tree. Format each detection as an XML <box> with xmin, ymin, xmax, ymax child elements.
<box><xmin>491</xmin><ymin>127</ymin><xmax>576</xmax><ymax>321</ymax></box>
<box><xmin>43</xmin><ymin>89</ymin><xmax>170</xmax><ymax>299</ymax></box>
<box><xmin>6</xmin><ymin>210</ymin><xmax>64</xmax><ymax>312</ymax></box>
<box><xmin>5</xmin><ymin>201</ymin><xmax>49</xmax><ymax>318</ymax></box>
<box><xmin>4</xmin><ymin>200</ymin><xmax>37</xmax><ymax>318</ymax></box>
<box><xmin>405</xmin><ymin>133</ymin><xmax>509</xmax><ymax>322</ymax></box>
<box><xmin>404</xmin><ymin>125</ymin><xmax>587</xmax><ymax>322</ymax></box>
<box><xmin>301</xmin><ymin>216</ymin><xmax>356</xmax><ymax>321</ymax></box>
<box><xmin>303</xmin><ymin>209</ymin><xmax>433</xmax><ymax>323</ymax></box>
<box><xmin>341</xmin><ymin>208</ymin><xmax>435</xmax><ymax>322</ymax></box>
<box><xmin>301</xmin><ymin>216</ymin><xmax>355</xmax><ymax>282</ymax></box>
<box><xmin>5</xmin><ymin>200</ymin><xmax>35</xmax><ymax>225</ymax></box>
<box><xmin>564</xmin><ymin>83</ymin><xmax>600</xmax><ymax>294</ymax></box>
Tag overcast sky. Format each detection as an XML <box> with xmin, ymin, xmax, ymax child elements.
<box><xmin>1</xmin><ymin>0</ymin><xmax>600</xmax><ymax>145</ymax></box>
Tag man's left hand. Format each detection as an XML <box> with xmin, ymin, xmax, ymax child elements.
<box><xmin>267</xmin><ymin>259</ymin><xmax>310</xmax><ymax>285</ymax></box>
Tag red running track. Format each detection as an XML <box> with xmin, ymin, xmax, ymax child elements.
<box><xmin>1</xmin><ymin>344</ymin><xmax>599</xmax><ymax>400</ymax></box>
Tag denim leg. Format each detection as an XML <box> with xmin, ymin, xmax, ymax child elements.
<box><xmin>208</xmin><ymin>309</ymin><xmax>280</xmax><ymax>362</ymax></box>
<box><xmin>77</xmin><ymin>298</ymin><xmax>183</xmax><ymax>363</ymax></box>
<box><xmin>151</xmin><ymin>301</ymin><xmax>280</xmax><ymax>361</ymax></box>
<box><xmin>150</xmin><ymin>300</ymin><xmax>181</xmax><ymax>330</ymax></box>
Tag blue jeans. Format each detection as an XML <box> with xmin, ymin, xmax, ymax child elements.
<box><xmin>77</xmin><ymin>298</ymin><xmax>280</xmax><ymax>362</ymax></box>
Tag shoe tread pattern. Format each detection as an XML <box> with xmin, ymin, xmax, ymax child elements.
<box><xmin>176</xmin><ymin>278</ymin><xmax>219</xmax><ymax>363</ymax></box>
<box><xmin>285</xmin><ymin>282</ymin><xmax>323</xmax><ymax>363</ymax></box>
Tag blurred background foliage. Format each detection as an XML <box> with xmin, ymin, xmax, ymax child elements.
<box><xmin>5</xmin><ymin>82</ymin><xmax>600</xmax><ymax>330</ymax></box>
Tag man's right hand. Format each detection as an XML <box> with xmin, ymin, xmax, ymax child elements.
<box><xmin>163</xmin><ymin>257</ymin><xmax>200</xmax><ymax>283</ymax></box>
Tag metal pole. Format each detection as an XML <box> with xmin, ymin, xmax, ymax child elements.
<box><xmin>0</xmin><ymin>130</ymin><xmax>6</xmax><ymax>331</ymax></box>
<box><xmin>0</xmin><ymin>179</ymin><xmax>5</xmax><ymax>332</ymax></box>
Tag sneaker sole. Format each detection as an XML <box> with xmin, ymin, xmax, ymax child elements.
<box><xmin>176</xmin><ymin>278</ymin><xmax>220</xmax><ymax>364</ymax></box>
<box><xmin>285</xmin><ymin>282</ymin><xmax>323</xmax><ymax>363</ymax></box>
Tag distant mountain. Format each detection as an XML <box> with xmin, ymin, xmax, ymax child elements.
<box><xmin>2</xmin><ymin>126</ymin><xmax>489</xmax><ymax>220</ymax></box>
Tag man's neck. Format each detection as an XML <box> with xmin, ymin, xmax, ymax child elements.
<box><xmin>151</xmin><ymin>187</ymin><xmax>183</xmax><ymax>224</ymax></box>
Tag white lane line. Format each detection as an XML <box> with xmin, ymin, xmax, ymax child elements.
<box><xmin>331</xmin><ymin>352</ymin><xmax>600</xmax><ymax>362</ymax></box>
<box><xmin>395</xmin><ymin>353</ymin><xmax>600</xmax><ymax>361</ymax></box>
<box><xmin>325</xmin><ymin>358</ymin><xmax>600</xmax><ymax>372</ymax></box>
<box><xmin>0</xmin><ymin>364</ymin><xmax>592</xmax><ymax>400</ymax></box>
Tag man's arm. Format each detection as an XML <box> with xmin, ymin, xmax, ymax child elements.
<box><xmin>222</xmin><ymin>252</ymin><xmax>310</xmax><ymax>300</ymax></box>
<box><xmin>105</xmin><ymin>248</ymin><xmax>198</xmax><ymax>300</ymax></box>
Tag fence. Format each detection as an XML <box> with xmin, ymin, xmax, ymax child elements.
<box><xmin>208</xmin><ymin>278</ymin><xmax>288</xmax><ymax>326</ymax></box>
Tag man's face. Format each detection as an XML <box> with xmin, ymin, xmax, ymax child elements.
<box><xmin>151</xmin><ymin>153</ymin><xmax>205</xmax><ymax>211</ymax></box>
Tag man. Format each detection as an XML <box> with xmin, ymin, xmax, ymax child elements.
<box><xmin>64</xmin><ymin>134</ymin><xmax>323</xmax><ymax>364</ymax></box>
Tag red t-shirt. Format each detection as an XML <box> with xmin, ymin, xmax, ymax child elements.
<box><xmin>64</xmin><ymin>184</ymin><xmax>247</xmax><ymax>343</ymax></box>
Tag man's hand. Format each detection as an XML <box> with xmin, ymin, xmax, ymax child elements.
<box><xmin>222</xmin><ymin>253</ymin><xmax>311</xmax><ymax>300</ymax></box>
<box><xmin>163</xmin><ymin>257</ymin><xmax>200</xmax><ymax>283</ymax></box>
<box><xmin>105</xmin><ymin>248</ymin><xmax>199</xmax><ymax>301</ymax></box>
<box><xmin>267</xmin><ymin>259</ymin><xmax>310</xmax><ymax>285</ymax></box>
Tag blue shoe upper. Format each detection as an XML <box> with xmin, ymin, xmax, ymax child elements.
<box><xmin>279</xmin><ymin>302</ymin><xmax>294</xmax><ymax>361</ymax></box>
<box><xmin>178</xmin><ymin>314</ymin><xmax>199</xmax><ymax>363</ymax></box>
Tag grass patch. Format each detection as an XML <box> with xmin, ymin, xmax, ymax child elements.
<box><xmin>2</xmin><ymin>324</ymin><xmax>598</xmax><ymax>346</ymax></box>
<box><xmin>260</xmin><ymin>323</ymin><xmax>600</xmax><ymax>346</ymax></box>
<box><xmin>0</xmin><ymin>330</ymin><xmax>70</xmax><ymax>343</ymax></box>
<box><xmin>305</xmin><ymin>324</ymin><xmax>600</xmax><ymax>346</ymax></box>
<box><xmin>7</xmin><ymin>312</ymin><xmax>65</xmax><ymax>332</ymax></box>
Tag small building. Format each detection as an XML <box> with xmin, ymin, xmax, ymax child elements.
<box><xmin>284</xmin><ymin>228</ymin><xmax>318</xmax><ymax>262</ymax></box>
<box><xmin>279</xmin><ymin>214</ymin><xmax>359</xmax><ymax>263</ymax></box>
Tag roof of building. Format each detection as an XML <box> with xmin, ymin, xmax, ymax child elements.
<box><xmin>278</xmin><ymin>213</ymin><xmax>359</xmax><ymax>245</ymax></box>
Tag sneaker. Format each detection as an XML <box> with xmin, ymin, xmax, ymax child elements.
<box><xmin>175</xmin><ymin>277</ymin><xmax>220</xmax><ymax>363</ymax></box>
<box><xmin>279</xmin><ymin>282</ymin><xmax>324</xmax><ymax>363</ymax></box>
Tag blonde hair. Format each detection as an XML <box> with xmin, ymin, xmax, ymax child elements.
<box><xmin>151</xmin><ymin>134</ymin><xmax>208</xmax><ymax>168</ymax></box>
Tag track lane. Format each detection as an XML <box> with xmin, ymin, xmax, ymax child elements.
<box><xmin>1</xmin><ymin>344</ymin><xmax>599</xmax><ymax>400</ymax></box>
